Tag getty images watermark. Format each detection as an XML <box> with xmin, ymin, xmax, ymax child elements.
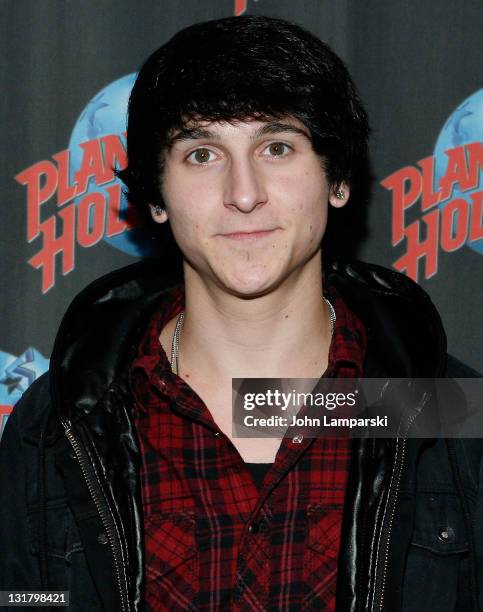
<box><xmin>232</xmin><ymin>378</ymin><xmax>483</xmax><ymax>438</ymax></box>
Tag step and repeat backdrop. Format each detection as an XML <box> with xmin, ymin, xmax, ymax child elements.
<box><xmin>1</xmin><ymin>0</ymin><xmax>481</xmax><ymax>435</ymax></box>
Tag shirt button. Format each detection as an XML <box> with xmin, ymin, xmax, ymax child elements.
<box><xmin>248</xmin><ymin>522</ymin><xmax>260</xmax><ymax>534</ymax></box>
<box><xmin>292</xmin><ymin>433</ymin><xmax>304</xmax><ymax>443</ymax></box>
<box><xmin>214</xmin><ymin>431</ymin><xmax>221</xmax><ymax>437</ymax></box>
<box><xmin>438</xmin><ymin>527</ymin><xmax>452</xmax><ymax>542</ymax></box>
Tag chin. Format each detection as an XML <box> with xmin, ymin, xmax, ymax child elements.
<box><xmin>217</xmin><ymin>267</ymin><xmax>284</xmax><ymax>299</ymax></box>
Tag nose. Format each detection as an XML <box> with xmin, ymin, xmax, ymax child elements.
<box><xmin>223</xmin><ymin>157</ymin><xmax>268</xmax><ymax>213</ymax></box>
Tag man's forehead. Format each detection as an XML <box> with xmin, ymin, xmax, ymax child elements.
<box><xmin>167</xmin><ymin>116</ymin><xmax>311</xmax><ymax>145</ymax></box>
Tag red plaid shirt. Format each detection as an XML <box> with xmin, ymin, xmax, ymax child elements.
<box><xmin>130</xmin><ymin>287</ymin><xmax>366</xmax><ymax>611</ymax></box>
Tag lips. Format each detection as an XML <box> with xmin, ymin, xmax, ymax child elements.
<box><xmin>220</xmin><ymin>229</ymin><xmax>278</xmax><ymax>240</ymax></box>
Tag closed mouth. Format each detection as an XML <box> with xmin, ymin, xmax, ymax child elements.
<box><xmin>219</xmin><ymin>229</ymin><xmax>278</xmax><ymax>240</ymax></box>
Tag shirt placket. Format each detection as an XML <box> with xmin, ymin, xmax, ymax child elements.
<box><xmin>234</xmin><ymin>435</ymin><xmax>315</xmax><ymax>609</ymax></box>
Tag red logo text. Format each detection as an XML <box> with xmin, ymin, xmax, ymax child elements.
<box><xmin>15</xmin><ymin>135</ymin><xmax>131</xmax><ymax>292</ymax></box>
<box><xmin>381</xmin><ymin>142</ymin><xmax>483</xmax><ymax>281</ymax></box>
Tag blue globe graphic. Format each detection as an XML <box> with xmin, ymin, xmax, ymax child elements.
<box><xmin>68</xmin><ymin>73</ymin><xmax>156</xmax><ymax>257</ymax></box>
<box><xmin>434</xmin><ymin>89</ymin><xmax>483</xmax><ymax>255</ymax></box>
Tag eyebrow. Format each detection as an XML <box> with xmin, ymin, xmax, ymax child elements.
<box><xmin>168</xmin><ymin>127</ymin><xmax>219</xmax><ymax>146</ymax></box>
<box><xmin>253</xmin><ymin>122</ymin><xmax>311</xmax><ymax>141</ymax></box>
<box><xmin>168</xmin><ymin>121</ymin><xmax>311</xmax><ymax>146</ymax></box>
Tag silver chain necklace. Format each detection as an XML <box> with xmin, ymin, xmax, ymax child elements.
<box><xmin>170</xmin><ymin>310</ymin><xmax>185</xmax><ymax>375</ymax></box>
<box><xmin>324</xmin><ymin>296</ymin><xmax>336</xmax><ymax>336</ymax></box>
<box><xmin>169</xmin><ymin>297</ymin><xmax>336</xmax><ymax>375</ymax></box>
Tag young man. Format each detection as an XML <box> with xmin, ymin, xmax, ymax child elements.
<box><xmin>1</xmin><ymin>15</ymin><xmax>481</xmax><ymax>612</ymax></box>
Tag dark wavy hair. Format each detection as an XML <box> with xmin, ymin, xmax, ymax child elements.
<box><xmin>118</xmin><ymin>15</ymin><xmax>369</xmax><ymax>223</ymax></box>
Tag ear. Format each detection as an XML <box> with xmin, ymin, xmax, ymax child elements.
<box><xmin>329</xmin><ymin>183</ymin><xmax>350</xmax><ymax>209</ymax></box>
<box><xmin>149</xmin><ymin>203</ymin><xmax>169</xmax><ymax>224</ymax></box>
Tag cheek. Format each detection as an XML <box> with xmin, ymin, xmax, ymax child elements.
<box><xmin>293</xmin><ymin>191</ymin><xmax>329</xmax><ymax>249</ymax></box>
<box><xmin>161</xmin><ymin>174</ymin><xmax>216</xmax><ymax>258</ymax></box>
<box><xmin>270</xmin><ymin>161</ymin><xmax>329</xmax><ymax>201</ymax></box>
<box><xmin>163</xmin><ymin>172</ymin><xmax>199</xmax><ymax>225</ymax></box>
<box><xmin>273</xmin><ymin>174</ymin><xmax>328</xmax><ymax>226</ymax></box>
<box><xmin>163</xmin><ymin>166</ymin><xmax>219</xmax><ymax>215</ymax></box>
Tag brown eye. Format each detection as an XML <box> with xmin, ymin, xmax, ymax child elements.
<box><xmin>191</xmin><ymin>148</ymin><xmax>212</xmax><ymax>164</ymax></box>
<box><xmin>267</xmin><ymin>143</ymin><xmax>289</xmax><ymax>156</ymax></box>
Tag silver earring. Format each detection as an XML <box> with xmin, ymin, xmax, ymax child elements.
<box><xmin>153</xmin><ymin>205</ymin><xmax>163</xmax><ymax>216</ymax></box>
<box><xmin>335</xmin><ymin>189</ymin><xmax>345</xmax><ymax>200</ymax></box>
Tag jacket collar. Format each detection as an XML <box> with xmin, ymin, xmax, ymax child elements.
<box><xmin>326</xmin><ymin>260</ymin><xmax>446</xmax><ymax>377</ymax></box>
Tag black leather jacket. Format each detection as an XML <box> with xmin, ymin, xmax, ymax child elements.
<box><xmin>0</xmin><ymin>259</ymin><xmax>481</xmax><ymax>611</ymax></box>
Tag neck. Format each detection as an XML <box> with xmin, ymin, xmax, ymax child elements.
<box><xmin>178</xmin><ymin>253</ymin><xmax>332</xmax><ymax>379</ymax></box>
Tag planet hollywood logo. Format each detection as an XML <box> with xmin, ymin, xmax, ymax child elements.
<box><xmin>14</xmin><ymin>73</ymin><xmax>161</xmax><ymax>293</ymax></box>
<box><xmin>382</xmin><ymin>89</ymin><xmax>483</xmax><ymax>281</ymax></box>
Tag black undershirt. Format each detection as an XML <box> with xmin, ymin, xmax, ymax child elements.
<box><xmin>245</xmin><ymin>462</ymin><xmax>272</xmax><ymax>489</ymax></box>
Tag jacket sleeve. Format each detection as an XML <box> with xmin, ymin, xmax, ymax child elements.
<box><xmin>0</xmin><ymin>374</ymin><xmax>51</xmax><ymax>590</ymax></box>
<box><xmin>445</xmin><ymin>354</ymin><xmax>483</xmax><ymax>609</ymax></box>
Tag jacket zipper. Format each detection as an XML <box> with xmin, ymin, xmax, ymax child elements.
<box><xmin>372</xmin><ymin>404</ymin><xmax>420</xmax><ymax>611</ymax></box>
<box><xmin>372</xmin><ymin>437</ymin><xmax>407</xmax><ymax>611</ymax></box>
<box><xmin>62</xmin><ymin>419</ymin><xmax>130</xmax><ymax>612</ymax></box>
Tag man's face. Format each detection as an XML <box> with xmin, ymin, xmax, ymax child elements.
<box><xmin>153</xmin><ymin>117</ymin><xmax>348</xmax><ymax>297</ymax></box>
